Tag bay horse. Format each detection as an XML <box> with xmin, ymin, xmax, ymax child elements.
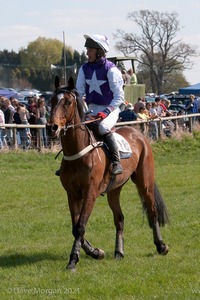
<box><xmin>50</xmin><ymin>76</ymin><xmax>169</xmax><ymax>271</ymax></box>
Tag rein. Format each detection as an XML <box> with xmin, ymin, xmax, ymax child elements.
<box><xmin>63</xmin><ymin>117</ymin><xmax>101</xmax><ymax>130</ymax></box>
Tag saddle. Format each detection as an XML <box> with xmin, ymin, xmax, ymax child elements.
<box><xmin>87</xmin><ymin>123</ymin><xmax>132</xmax><ymax>159</ymax></box>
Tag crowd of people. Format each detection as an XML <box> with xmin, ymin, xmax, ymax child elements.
<box><xmin>0</xmin><ymin>92</ymin><xmax>199</xmax><ymax>151</ymax></box>
<box><xmin>0</xmin><ymin>95</ymin><xmax>50</xmax><ymax>150</ymax></box>
<box><xmin>118</xmin><ymin>95</ymin><xmax>199</xmax><ymax>139</ymax></box>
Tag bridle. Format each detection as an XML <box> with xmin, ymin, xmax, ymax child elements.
<box><xmin>54</xmin><ymin>90</ymin><xmax>101</xmax><ymax>133</ymax></box>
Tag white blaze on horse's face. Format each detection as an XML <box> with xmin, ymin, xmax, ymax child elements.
<box><xmin>57</xmin><ymin>93</ymin><xmax>64</xmax><ymax>102</ymax></box>
<box><xmin>52</xmin><ymin>94</ymin><xmax>66</xmax><ymax>128</ymax></box>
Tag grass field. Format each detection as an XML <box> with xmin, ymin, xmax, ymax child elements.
<box><xmin>0</xmin><ymin>135</ymin><xmax>200</xmax><ymax>300</ymax></box>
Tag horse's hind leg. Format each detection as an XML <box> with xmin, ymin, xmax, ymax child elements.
<box><xmin>107</xmin><ymin>187</ymin><xmax>124</xmax><ymax>259</ymax></box>
<box><xmin>152</xmin><ymin>183</ymin><xmax>169</xmax><ymax>255</ymax></box>
<box><xmin>153</xmin><ymin>221</ymin><xmax>169</xmax><ymax>255</ymax></box>
<box><xmin>132</xmin><ymin>174</ymin><xmax>169</xmax><ymax>256</ymax></box>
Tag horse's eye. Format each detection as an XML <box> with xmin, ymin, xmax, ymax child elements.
<box><xmin>64</xmin><ymin>98</ymin><xmax>72</xmax><ymax>106</ymax></box>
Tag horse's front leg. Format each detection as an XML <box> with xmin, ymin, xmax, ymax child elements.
<box><xmin>67</xmin><ymin>238</ymin><xmax>81</xmax><ymax>271</ymax></box>
<box><xmin>66</xmin><ymin>193</ymin><xmax>104</xmax><ymax>271</ymax></box>
<box><xmin>67</xmin><ymin>237</ymin><xmax>105</xmax><ymax>271</ymax></box>
<box><xmin>66</xmin><ymin>195</ymin><xmax>83</xmax><ymax>271</ymax></box>
<box><xmin>107</xmin><ymin>187</ymin><xmax>124</xmax><ymax>259</ymax></box>
<box><xmin>81</xmin><ymin>239</ymin><xmax>105</xmax><ymax>259</ymax></box>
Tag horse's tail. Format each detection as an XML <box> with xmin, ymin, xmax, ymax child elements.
<box><xmin>139</xmin><ymin>183</ymin><xmax>170</xmax><ymax>228</ymax></box>
<box><xmin>154</xmin><ymin>183</ymin><xmax>170</xmax><ymax>227</ymax></box>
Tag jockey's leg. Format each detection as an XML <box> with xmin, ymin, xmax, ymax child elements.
<box><xmin>103</xmin><ymin>132</ymin><xmax>123</xmax><ymax>175</ymax></box>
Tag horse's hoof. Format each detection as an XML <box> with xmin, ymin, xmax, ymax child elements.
<box><xmin>160</xmin><ymin>244</ymin><xmax>169</xmax><ymax>256</ymax></box>
<box><xmin>66</xmin><ymin>254</ymin><xmax>78</xmax><ymax>271</ymax></box>
<box><xmin>155</xmin><ymin>241</ymin><xmax>169</xmax><ymax>256</ymax></box>
<box><xmin>66</xmin><ymin>263</ymin><xmax>76</xmax><ymax>272</ymax></box>
<box><xmin>115</xmin><ymin>251</ymin><xmax>124</xmax><ymax>259</ymax></box>
<box><xmin>96</xmin><ymin>248</ymin><xmax>105</xmax><ymax>260</ymax></box>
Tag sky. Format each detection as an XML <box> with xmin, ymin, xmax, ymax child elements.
<box><xmin>0</xmin><ymin>0</ymin><xmax>200</xmax><ymax>85</ymax></box>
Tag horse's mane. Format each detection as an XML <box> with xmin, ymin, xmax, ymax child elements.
<box><xmin>74</xmin><ymin>90</ymin><xmax>86</xmax><ymax>122</ymax></box>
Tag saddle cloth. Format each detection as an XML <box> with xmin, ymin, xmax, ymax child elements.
<box><xmin>113</xmin><ymin>132</ymin><xmax>132</xmax><ymax>159</ymax></box>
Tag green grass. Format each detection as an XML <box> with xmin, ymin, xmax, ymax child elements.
<box><xmin>0</xmin><ymin>137</ymin><xmax>200</xmax><ymax>300</ymax></box>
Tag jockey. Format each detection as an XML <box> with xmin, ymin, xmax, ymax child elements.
<box><xmin>76</xmin><ymin>34</ymin><xmax>124</xmax><ymax>175</ymax></box>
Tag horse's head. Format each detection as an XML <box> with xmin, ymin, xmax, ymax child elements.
<box><xmin>52</xmin><ymin>90</ymin><xmax>78</xmax><ymax>128</ymax></box>
<box><xmin>50</xmin><ymin>76</ymin><xmax>74</xmax><ymax>123</ymax></box>
<box><xmin>50</xmin><ymin>76</ymin><xmax>85</xmax><ymax>133</ymax></box>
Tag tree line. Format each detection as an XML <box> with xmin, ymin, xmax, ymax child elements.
<box><xmin>0</xmin><ymin>37</ymin><xmax>87</xmax><ymax>91</ymax></box>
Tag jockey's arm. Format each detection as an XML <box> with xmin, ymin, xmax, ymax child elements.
<box><xmin>107</xmin><ymin>67</ymin><xmax>125</xmax><ymax>111</ymax></box>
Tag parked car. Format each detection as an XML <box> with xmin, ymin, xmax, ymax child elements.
<box><xmin>145</xmin><ymin>96</ymin><xmax>156</xmax><ymax>103</ymax></box>
<box><xmin>168</xmin><ymin>103</ymin><xmax>186</xmax><ymax>114</ymax></box>
<box><xmin>167</xmin><ymin>95</ymin><xmax>191</xmax><ymax>105</ymax></box>
<box><xmin>18</xmin><ymin>89</ymin><xmax>41</xmax><ymax>99</ymax></box>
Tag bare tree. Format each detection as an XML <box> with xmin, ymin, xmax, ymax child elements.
<box><xmin>114</xmin><ymin>10</ymin><xmax>198</xmax><ymax>94</ymax></box>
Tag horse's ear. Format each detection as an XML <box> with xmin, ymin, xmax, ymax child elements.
<box><xmin>68</xmin><ymin>76</ymin><xmax>75</xmax><ymax>90</ymax></box>
<box><xmin>54</xmin><ymin>75</ymin><xmax>60</xmax><ymax>89</ymax></box>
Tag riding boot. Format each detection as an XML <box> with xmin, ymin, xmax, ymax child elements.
<box><xmin>103</xmin><ymin>132</ymin><xmax>123</xmax><ymax>175</ymax></box>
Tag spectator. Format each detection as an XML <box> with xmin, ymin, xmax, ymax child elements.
<box><xmin>121</xmin><ymin>69</ymin><xmax>131</xmax><ymax>86</ymax></box>
<box><xmin>18</xmin><ymin>103</ymin><xmax>31</xmax><ymax>149</ymax></box>
<box><xmin>27</xmin><ymin>97</ymin><xmax>37</xmax><ymax>147</ymax></box>
<box><xmin>0</xmin><ymin>102</ymin><xmax>5</xmax><ymax>149</ymax></box>
<box><xmin>12</xmin><ymin>103</ymin><xmax>30</xmax><ymax>150</ymax></box>
<box><xmin>118</xmin><ymin>103</ymin><xmax>137</xmax><ymax>122</ymax></box>
<box><xmin>185</xmin><ymin>94</ymin><xmax>198</xmax><ymax>114</ymax></box>
<box><xmin>137</xmin><ymin>106</ymin><xmax>149</xmax><ymax>134</ymax></box>
<box><xmin>18</xmin><ymin>103</ymin><xmax>30</xmax><ymax>125</ymax></box>
<box><xmin>10</xmin><ymin>97</ymin><xmax>19</xmax><ymax>110</ymax></box>
<box><xmin>196</xmin><ymin>97</ymin><xmax>200</xmax><ymax>122</ymax></box>
<box><xmin>127</xmin><ymin>68</ymin><xmax>138</xmax><ymax>85</ymax></box>
<box><xmin>134</xmin><ymin>97</ymin><xmax>145</xmax><ymax>114</ymax></box>
<box><xmin>145</xmin><ymin>102</ymin><xmax>152</xmax><ymax>114</ymax></box>
<box><xmin>160</xmin><ymin>98</ymin><xmax>167</xmax><ymax>111</ymax></box>
<box><xmin>13</xmin><ymin>104</ymin><xmax>23</xmax><ymax>148</ymax></box>
<box><xmin>148</xmin><ymin>102</ymin><xmax>159</xmax><ymax>140</ymax></box>
<box><xmin>197</xmin><ymin>97</ymin><xmax>200</xmax><ymax>113</ymax></box>
<box><xmin>3</xmin><ymin>98</ymin><xmax>15</xmax><ymax>147</ymax></box>
<box><xmin>155</xmin><ymin>97</ymin><xmax>166</xmax><ymax>117</ymax></box>
<box><xmin>185</xmin><ymin>94</ymin><xmax>198</xmax><ymax>123</ymax></box>
<box><xmin>36</xmin><ymin>97</ymin><xmax>48</xmax><ymax>148</ymax></box>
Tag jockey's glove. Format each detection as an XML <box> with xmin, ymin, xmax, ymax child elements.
<box><xmin>97</xmin><ymin>106</ymin><xmax>114</xmax><ymax>119</ymax></box>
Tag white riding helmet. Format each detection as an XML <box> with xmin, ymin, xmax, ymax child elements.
<box><xmin>84</xmin><ymin>34</ymin><xmax>109</xmax><ymax>52</ymax></box>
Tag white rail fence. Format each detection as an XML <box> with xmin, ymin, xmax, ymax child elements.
<box><xmin>1</xmin><ymin>113</ymin><xmax>200</xmax><ymax>151</ymax></box>
<box><xmin>116</xmin><ymin>113</ymin><xmax>200</xmax><ymax>135</ymax></box>
<box><xmin>0</xmin><ymin>124</ymin><xmax>46</xmax><ymax>151</ymax></box>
